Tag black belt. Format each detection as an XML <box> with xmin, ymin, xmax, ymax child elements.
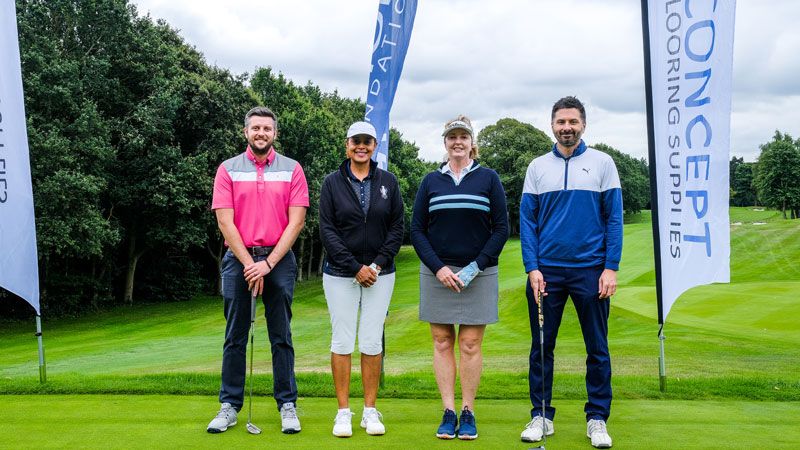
<box><xmin>248</xmin><ymin>246</ymin><xmax>274</xmax><ymax>256</ymax></box>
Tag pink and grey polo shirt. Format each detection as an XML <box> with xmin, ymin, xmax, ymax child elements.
<box><xmin>212</xmin><ymin>146</ymin><xmax>309</xmax><ymax>247</ymax></box>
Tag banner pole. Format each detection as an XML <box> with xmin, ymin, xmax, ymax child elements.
<box><xmin>658</xmin><ymin>325</ymin><xmax>666</xmax><ymax>392</ymax></box>
<box><xmin>639</xmin><ymin>0</ymin><xmax>667</xmax><ymax>392</ymax></box>
<box><xmin>35</xmin><ymin>314</ymin><xmax>46</xmax><ymax>383</ymax></box>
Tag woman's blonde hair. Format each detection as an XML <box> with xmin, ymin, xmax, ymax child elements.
<box><xmin>443</xmin><ymin>114</ymin><xmax>479</xmax><ymax>159</ymax></box>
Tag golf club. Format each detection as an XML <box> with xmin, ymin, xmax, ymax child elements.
<box><xmin>246</xmin><ymin>287</ymin><xmax>262</xmax><ymax>435</ymax></box>
<box><xmin>530</xmin><ymin>289</ymin><xmax>547</xmax><ymax>450</ymax></box>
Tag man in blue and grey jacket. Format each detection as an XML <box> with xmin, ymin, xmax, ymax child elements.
<box><xmin>519</xmin><ymin>96</ymin><xmax>622</xmax><ymax>449</ymax></box>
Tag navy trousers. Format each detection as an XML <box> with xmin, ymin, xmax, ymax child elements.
<box><xmin>526</xmin><ymin>265</ymin><xmax>612</xmax><ymax>421</ymax></box>
<box><xmin>218</xmin><ymin>249</ymin><xmax>298</xmax><ymax>411</ymax></box>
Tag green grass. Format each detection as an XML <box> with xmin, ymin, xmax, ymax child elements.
<box><xmin>4</xmin><ymin>395</ymin><xmax>800</xmax><ymax>449</ymax></box>
<box><xmin>3</xmin><ymin>372</ymin><xmax>796</xmax><ymax>402</ymax></box>
<box><xmin>2</xmin><ymin>207</ymin><xmax>799</xmax><ymax>402</ymax></box>
<box><xmin>2</xmin><ymin>207</ymin><xmax>800</xmax><ymax>448</ymax></box>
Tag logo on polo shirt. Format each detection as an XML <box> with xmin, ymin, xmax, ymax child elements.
<box><xmin>380</xmin><ymin>185</ymin><xmax>388</xmax><ymax>199</ymax></box>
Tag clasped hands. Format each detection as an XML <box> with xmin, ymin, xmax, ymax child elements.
<box><xmin>354</xmin><ymin>263</ymin><xmax>381</xmax><ymax>288</ymax></box>
<box><xmin>436</xmin><ymin>262</ymin><xmax>479</xmax><ymax>293</ymax></box>
<box><xmin>244</xmin><ymin>259</ymin><xmax>274</xmax><ymax>294</ymax></box>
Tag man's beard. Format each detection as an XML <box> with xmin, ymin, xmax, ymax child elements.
<box><xmin>556</xmin><ymin>132</ymin><xmax>580</xmax><ymax>148</ymax></box>
<box><xmin>250</xmin><ymin>139</ymin><xmax>272</xmax><ymax>155</ymax></box>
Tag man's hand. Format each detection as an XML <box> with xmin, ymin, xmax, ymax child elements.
<box><xmin>436</xmin><ymin>266</ymin><xmax>464</xmax><ymax>293</ymax></box>
<box><xmin>244</xmin><ymin>260</ymin><xmax>273</xmax><ymax>289</ymax></box>
<box><xmin>248</xmin><ymin>277</ymin><xmax>264</xmax><ymax>296</ymax></box>
<box><xmin>598</xmin><ymin>269</ymin><xmax>617</xmax><ymax>299</ymax></box>
<box><xmin>355</xmin><ymin>265</ymin><xmax>378</xmax><ymax>287</ymax></box>
<box><xmin>528</xmin><ymin>270</ymin><xmax>547</xmax><ymax>304</ymax></box>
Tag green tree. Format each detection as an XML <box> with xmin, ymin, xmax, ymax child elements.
<box><xmin>18</xmin><ymin>0</ymin><xmax>254</xmax><ymax>311</ymax></box>
<box><xmin>729</xmin><ymin>156</ymin><xmax>757</xmax><ymax>207</ymax></box>
<box><xmin>13</xmin><ymin>0</ymin><xmax>446</xmax><ymax>315</ymax></box>
<box><xmin>592</xmin><ymin>143</ymin><xmax>650</xmax><ymax>215</ymax></box>
<box><xmin>753</xmin><ymin>131</ymin><xmax>800</xmax><ymax>219</ymax></box>
<box><xmin>478</xmin><ymin>118</ymin><xmax>553</xmax><ymax>235</ymax></box>
<box><xmin>18</xmin><ymin>0</ymin><xmax>133</xmax><ymax>312</ymax></box>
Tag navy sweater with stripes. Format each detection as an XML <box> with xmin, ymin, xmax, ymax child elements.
<box><xmin>411</xmin><ymin>161</ymin><xmax>509</xmax><ymax>273</ymax></box>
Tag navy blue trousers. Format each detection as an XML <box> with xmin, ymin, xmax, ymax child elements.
<box><xmin>526</xmin><ymin>265</ymin><xmax>612</xmax><ymax>421</ymax></box>
<box><xmin>218</xmin><ymin>249</ymin><xmax>298</xmax><ymax>411</ymax></box>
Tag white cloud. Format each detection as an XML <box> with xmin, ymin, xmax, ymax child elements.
<box><xmin>131</xmin><ymin>0</ymin><xmax>800</xmax><ymax>162</ymax></box>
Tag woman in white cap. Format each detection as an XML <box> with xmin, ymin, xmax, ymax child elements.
<box><xmin>318</xmin><ymin>121</ymin><xmax>404</xmax><ymax>437</ymax></box>
<box><xmin>410</xmin><ymin>115</ymin><xmax>509</xmax><ymax>440</ymax></box>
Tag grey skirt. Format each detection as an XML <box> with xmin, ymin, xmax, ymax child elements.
<box><xmin>419</xmin><ymin>263</ymin><xmax>499</xmax><ymax>325</ymax></box>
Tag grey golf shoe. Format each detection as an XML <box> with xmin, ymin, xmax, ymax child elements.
<box><xmin>280</xmin><ymin>402</ymin><xmax>301</xmax><ymax>434</ymax></box>
<box><xmin>521</xmin><ymin>416</ymin><xmax>554</xmax><ymax>442</ymax></box>
<box><xmin>587</xmin><ymin>419</ymin><xmax>613</xmax><ymax>448</ymax></box>
<box><xmin>333</xmin><ymin>409</ymin><xmax>353</xmax><ymax>437</ymax></box>
<box><xmin>207</xmin><ymin>402</ymin><xmax>237</xmax><ymax>433</ymax></box>
<box><xmin>360</xmin><ymin>408</ymin><xmax>385</xmax><ymax>435</ymax></box>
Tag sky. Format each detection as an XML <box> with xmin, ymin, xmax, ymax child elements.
<box><xmin>129</xmin><ymin>0</ymin><xmax>799</xmax><ymax>163</ymax></box>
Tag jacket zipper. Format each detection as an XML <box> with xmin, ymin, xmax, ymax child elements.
<box><xmin>364</xmin><ymin>172</ymin><xmax>379</xmax><ymax>264</ymax></box>
<box><xmin>342</xmin><ymin>169</ymin><xmax>369</xmax><ymax>264</ymax></box>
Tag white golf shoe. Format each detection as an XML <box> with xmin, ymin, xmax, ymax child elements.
<box><xmin>360</xmin><ymin>408</ymin><xmax>386</xmax><ymax>435</ymax></box>
<box><xmin>207</xmin><ymin>402</ymin><xmax>237</xmax><ymax>433</ymax></box>
<box><xmin>587</xmin><ymin>419</ymin><xmax>613</xmax><ymax>448</ymax></box>
<box><xmin>333</xmin><ymin>409</ymin><xmax>353</xmax><ymax>437</ymax></box>
<box><xmin>280</xmin><ymin>402</ymin><xmax>301</xmax><ymax>434</ymax></box>
<box><xmin>520</xmin><ymin>416</ymin><xmax>554</xmax><ymax>442</ymax></box>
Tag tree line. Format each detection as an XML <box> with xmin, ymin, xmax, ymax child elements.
<box><xmin>734</xmin><ymin>131</ymin><xmax>800</xmax><ymax>219</ymax></box>
<box><xmin>3</xmin><ymin>0</ymin><xmax>792</xmax><ymax>318</ymax></box>
<box><xmin>3</xmin><ymin>0</ymin><xmax>437</xmax><ymax>317</ymax></box>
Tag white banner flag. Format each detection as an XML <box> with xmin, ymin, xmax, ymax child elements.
<box><xmin>647</xmin><ymin>0</ymin><xmax>734</xmax><ymax>323</ymax></box>
<box><xmin>0</xmin><ymin>0</ymin><xmax>41</xmax><ymax>314</ymax></box>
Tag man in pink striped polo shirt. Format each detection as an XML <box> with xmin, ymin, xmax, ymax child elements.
<box><xmin>207</xmin><ymin>106</ymin><xmax>309</xmax><ymax>435</ymax></box>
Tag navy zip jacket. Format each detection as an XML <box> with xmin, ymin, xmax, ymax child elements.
<box><xmin>319</xmin><ymin>159</ymin><xmax>404</xmax><ymax>276</ymax></box>
<box><xmin>411</xmin><ymin>161</ymin><xmax>509</xmax><ymax>273</ymax></box>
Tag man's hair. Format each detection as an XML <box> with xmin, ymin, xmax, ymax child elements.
<box><xmin>551</xmin><ymin>96</ymin><xmax>586</xmax><ymax>122</ymax></box>
<box><xmin>443</xmin><ymin>114</ymin><xmax>479</xmax><ymax>159</ymax></box>
<box><xmin>244</xmin><ymin>106</ymin><xmax>278</xmax><ymax>129</ymax></box>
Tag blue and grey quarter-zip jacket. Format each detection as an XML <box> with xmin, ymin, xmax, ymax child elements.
<box><xmin>520</xmin><ymin>140</ymin><xmax>623</xmax><ymax>272</ymax></box>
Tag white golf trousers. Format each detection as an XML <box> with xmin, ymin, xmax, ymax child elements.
<box><xmin>322</xmin><ymin>273</ymin><xmax>395</xmax><ymax>355</ymax></box>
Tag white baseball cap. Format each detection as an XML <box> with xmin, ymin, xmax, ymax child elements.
<box><xmin>347</xmin><ymin>121</ymin><xmax>378</xmax><ymax>139</ymax></box>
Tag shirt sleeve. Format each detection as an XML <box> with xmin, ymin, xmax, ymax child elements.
<box><xmin>601</xmin><ymin>157</ymin><xmax>623</xmax><ymax>270</ymax></box>
<box><xmin>211</xmin><ymin>164</ymin><xmax>233</xmax><ymax>210</ymax></box>
<box><xmin>520</xmin><ymin>161</ymin><xmax>540</xmax><ymax>272</ymax></box>
<box><xmin>289</xmin><ymin>163</ymin><xmax>310</xmax><ymax>207</ymax></box>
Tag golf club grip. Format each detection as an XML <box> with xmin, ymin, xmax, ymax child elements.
<box><xmin>537</xmin><ymin>292</ymin><xmax>544</xmax><ymax>328</ymax></box>
<box><xmin>250</xmin><ymin>290</ymin><xmax>257</xmax><ymax>322</ymax></box>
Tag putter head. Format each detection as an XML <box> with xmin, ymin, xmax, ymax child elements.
<box><xmin>246</xmin><ymin>422</ymin><xmax>262</xmax><ymax>435</ymax></box>
<box><xmin>528</xmin><ymin>446</ymin><xmax>545</xmax><ymax>450</ymax></box>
